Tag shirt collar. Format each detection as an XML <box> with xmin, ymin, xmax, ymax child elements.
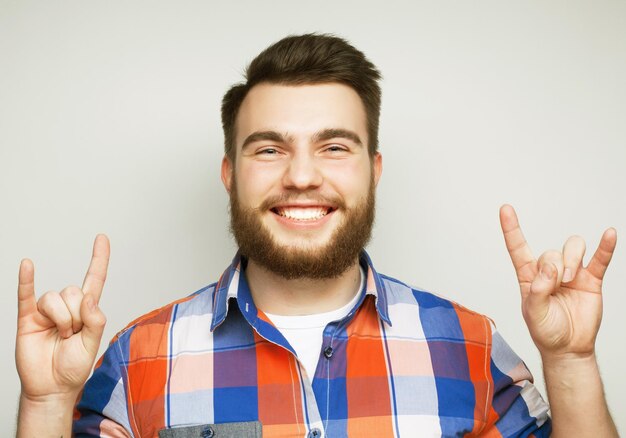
<box><xmin>209</xmin><ymin>250</ymin><xmax>392</xmax><ymax>332</ymax></box>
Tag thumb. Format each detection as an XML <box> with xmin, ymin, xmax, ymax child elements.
<box><xmin>526</xmin><ymin>262</ymin><xmax>558</xmax><ymax>314</ymax></box>
<box><xmin>79</xmin><ymin>293</ymin><xmax>106</xmax><ymax>357</ymax></box>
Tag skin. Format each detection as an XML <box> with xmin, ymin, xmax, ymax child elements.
<box><xmin>222</xmin><ymin>83</ymin><xmax>382</xmax><ymax>315</ymax></box>
<box><xmin>14</xmin><ymin>82</ymin><xmax>618</xmax><ymax>436</ymax></box>
<box><xmin>15</xmin><ymin>234</ymin><xmax>109</xmax><ymax>437</ymax></box>
<box><xmin>500</xmin><ymin>205</ymin><xmax>618</xmax><ymax>436</ymax></box>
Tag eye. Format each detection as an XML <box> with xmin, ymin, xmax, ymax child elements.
<box><xmin>257</xmin><ymin>147</ymin><xmax>279</xmax><ymax>155</ymax></box>
<box><xmin>325</xmin><ymin>144</ymin><xmax>348</xmax><ymax>153</ymax></box>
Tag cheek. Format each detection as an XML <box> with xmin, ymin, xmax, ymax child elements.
<box><xmin>322</xmin><ymin>162</ymin><xmax>372</xmax><ymax>203</ymax></box>
<box><xmin>234</xmin><ymin>164</ymin><xmax>284</xmax><ymax>204</ymax></box>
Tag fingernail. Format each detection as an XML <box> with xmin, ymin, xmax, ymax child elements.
<box><xmin>563</xmin><ymin>268</ymin><xmax>574</xmax><ymax>283</ymax></box>
<box><xmin>540</xmin><ymin>264</ymin><xmax>554</xmax><ymax>280</ymax></box>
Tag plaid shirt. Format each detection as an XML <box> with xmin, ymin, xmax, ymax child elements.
<box><xmin>74</xmin><ymin>252</ymin><xmax>551</xmax><ymax>437</ymax></box>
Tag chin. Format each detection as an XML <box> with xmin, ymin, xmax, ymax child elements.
<box><xmin>271</xmin><ymin>234</ymin><xmax>334</xmax><ymax>252</ymax></box>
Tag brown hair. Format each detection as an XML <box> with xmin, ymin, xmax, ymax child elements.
<box><xmin>221</xmin><ymin>33</ymin><xmax>382</xmax><ymax>161</ymax></box>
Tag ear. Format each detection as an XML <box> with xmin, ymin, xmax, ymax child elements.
<box><xmin>221</xmin><ymin>155</ymin><xmax>233</xmax><ymax>193</ymax></box>
<box><xmin>373</xmin><ymin>152</ymin><xmax>383</xmax><ymax>187</ymax></box>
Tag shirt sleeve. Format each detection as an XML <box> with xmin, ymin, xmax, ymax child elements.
<box><xmin>73</xmin><ymin>334</ymin><xmax>134</xmax><ymax>437</ymax></box>
<box><xmin>482</xmin><ymin>324</ymin><xmax>552</xmax><ymax>437</ymax></box>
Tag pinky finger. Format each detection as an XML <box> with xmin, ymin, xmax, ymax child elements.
<box><xmin>586</xmin><ymin>228</ymin><xmax>617</xmax><ymax>281</ymax></box>
<box><xmin>18</xmin><ymin>259</ymin><xmax>37</xmax><ymax>319</ymax></box>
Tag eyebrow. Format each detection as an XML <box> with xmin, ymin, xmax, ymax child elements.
<box><xmin>241</xmin><ymin>128</ymin><xmax>363</xmax><ymax>150</ymax></box>
<box><xmin>241</xmin><ymin>131</ymin><xmax>293</xmax><ymax>150</ymax></box>
<box><xmin>312</xmin><ymin>128</ymin><xmax>363</xmax><ymax>146</ymax></box>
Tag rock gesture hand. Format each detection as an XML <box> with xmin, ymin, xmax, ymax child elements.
<box><xmin>499</xmin><ymin>205</ymin><xmax>617</xmax><ymax>359</ymax></box>
<box><xmin>16</xmin><ymin>235</ymin><xmax>110</xmax><ymax>401</ymax></box>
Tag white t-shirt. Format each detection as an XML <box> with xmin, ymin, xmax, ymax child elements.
<box><xmin>265</xmin><ymin>268</ymin><xmax>365</xmax><ymax>379</ymax></box>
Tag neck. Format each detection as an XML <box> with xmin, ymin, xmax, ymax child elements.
<box><xmin>245</xmin><ymin>257</ymin><xmax>362</xmax><ymax>316</ymax></box>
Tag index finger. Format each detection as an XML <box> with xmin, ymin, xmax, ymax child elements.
<box><xmin>82</xmin><ymin>234</ymin><xmax>110</xmax><ymax>302</ymax></box>
<box><xmin>499</xmin><ymin>204</ymin><xmax>536</xmax><ymax>279</ymax></box>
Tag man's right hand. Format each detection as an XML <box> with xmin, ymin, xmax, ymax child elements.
<box><xmin>15</xmin><ymin>234</ymin><xmax>109</xmax><ymax>431</ymax></box>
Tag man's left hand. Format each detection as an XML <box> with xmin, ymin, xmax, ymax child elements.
<box><xmin>499</xmin><ymin>204</ymin><xmax>617</xmax><ymax>359</ymax></box>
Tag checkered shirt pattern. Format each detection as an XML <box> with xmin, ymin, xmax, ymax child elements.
<box><xmin>74</xmin><ymin>251</ymin><xmax>551</xmax><ymax>437</ymax></box>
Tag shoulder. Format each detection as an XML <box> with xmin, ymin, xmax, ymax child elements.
<box><xmin>378</xmin><ymin>273</ymin><xmax>493</xmax><ymax>344</ymax></box>
<box><xmin>379</xmin><ymin>272</ymin><xmax>488</xmax><ymax>318</ymax></box>
<box><xmin>109</xmin><ymin>282</ymin><xmax>218</xmax><ymax>348</ymax></box>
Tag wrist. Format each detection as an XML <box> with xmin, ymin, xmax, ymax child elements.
<box><xmin>540</xmin><ymin>350</ymin><xmax>597</xmax><ymax>371</ymax></box>
<box><xmin>19</xmin><ymin>390</ymin><xmax>80</xmax><ymax>416</ymax></box>
<box><xmin>20</xmin><ymin>387</ymin><xmax>81</xmax><ymax>403</ymax></box>
<box><xmin>17</xmin><ymin>392</ymin><xmax>78</xmax><ymax>437</ymax></box>
<box><xmin>541</xmin><ymin>352</ymin><xmax>602</xmax><ymax>397</ymax></box>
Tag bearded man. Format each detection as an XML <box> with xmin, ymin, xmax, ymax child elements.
<box><xmin>16</xmin><ymin>34</ymin><xmax>618</xmax><ymax>437</ymax></box>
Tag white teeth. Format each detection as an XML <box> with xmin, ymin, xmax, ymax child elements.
<box><xmin>276</xmin><ymin>207</ymin><xmax>329</xmax><ymax>221</ymax></box>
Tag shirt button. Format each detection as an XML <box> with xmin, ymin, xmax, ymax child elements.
<box><xmin>201</xmin><ymin>426</ymin><xmax>215</xmax><ymax>438</ymax></box>
<box><xmin>308</xmin><ymin>428</ymin><xmax>322</xmax><ymax>438</ymax></box>
<box><xmin>323</xmin><ymin>346</ymin><xmax>333</xmax><ymax>358</ymax></box>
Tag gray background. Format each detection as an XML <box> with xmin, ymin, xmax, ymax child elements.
<box><xmin>1</xmin><ymin>0</ymin><xmax>625</xmax><ymax>432</ymax></box>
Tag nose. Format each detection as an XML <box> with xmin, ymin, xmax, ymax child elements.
<box><xmin>282</xmin><ymin>151</ymin><xmax>323</xmax><ymax>190</ymax></box>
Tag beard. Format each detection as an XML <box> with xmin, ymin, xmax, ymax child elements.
<box><xmin>229</xmin><ymin>174</ymin><xmax>376</xmax><ymax>280</ymax></box>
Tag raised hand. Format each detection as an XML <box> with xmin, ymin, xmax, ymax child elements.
<box><xmin>499</xmin><ymin>205</ymin><xmax>617</xmax><ymax>359</ymax></box>
<box><xmin>16</xmin><ymin>234</ymin><xmax>109</xmax><ymax>401</ymax></box>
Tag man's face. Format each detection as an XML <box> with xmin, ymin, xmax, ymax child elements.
<box><xmin>222</xmin><ymin>82</ymin><xmax>382</xmax><ymax>279</ymax></box>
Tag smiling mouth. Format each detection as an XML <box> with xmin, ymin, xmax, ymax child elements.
<box><xmin>271</xmin><ymin>206</ymin><xmax>335</xmax><ymax>221</ymax></box>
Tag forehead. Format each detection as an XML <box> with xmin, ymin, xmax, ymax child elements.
<box><xmin>235</xmin><ymin>82</ymin><xmax>368</xmax><ymax>147</ymax></box>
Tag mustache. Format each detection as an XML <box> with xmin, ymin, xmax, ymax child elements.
<box><xmin>258</xmin><ymin>193</ymin><xmax>347</xmax><ymax>212</ymax></box>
